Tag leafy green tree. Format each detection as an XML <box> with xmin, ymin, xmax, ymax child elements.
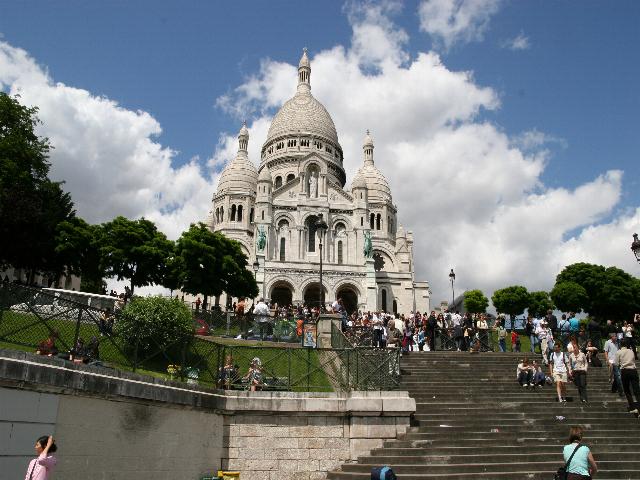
<box><xmin>553</xmin><ymin>262</ymin><xmax>640</xmax><ymax>320</ymax></box>
<box><xmin>550</xmin><ymin>281</ymin><xmax>588</xmax><ymax>314</ymax></box>
<box><xmin>464</xmin><ymin>289</ymin><xmax>489</xmax><ymax>314</ymax></box>
<box><xmin>0</xmin><ymin>93</ymin><xmax>76</xmax><ymax>281</ymax></box>
<box><xmin>55</xmin><ymin>218</ymin><xmax>105</xmax><ymax>293</ymax></box>
<box><xmin>492</xmin><ymin>285</ymin><xmax>530</xmax><ymax>319</ymax></box>
<box><xmin>174</xmin><ymin>223</ymin><xmax>258</xmax><ymax>306</ymax></box>
<box><xmin>116</xmin><ymin>296</ymin><xmax>192</xmax><ymax>355</ymax></box>
<box><xmin>100</xmin><ymin>216</ymin><xmax>174</xmax><ymax>295</ymax></box>
<box><xmin>527</xmin><ymin>291</ymin><xmax>555</xmax><ymax>318</ymax></box>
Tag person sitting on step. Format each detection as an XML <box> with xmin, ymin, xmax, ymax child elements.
<box><xmin>532</xmin><ymin>361</ymin><xmax>546</xmax><ymax>387</ymax></box>
<box><xmin>516</xmin><ymin>357</ymin><xmax>534</xmax><ymax>387</ymax></box>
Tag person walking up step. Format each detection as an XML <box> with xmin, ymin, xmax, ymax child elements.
<box><xmin>550</xmin><ymin>343</ymin><xmax>572</xmax><ymax>402</ymax></box>
<box><xmin>616</xmin><ymin>338</ymin><xmax>640</xmax><ymax>416</ymax></box>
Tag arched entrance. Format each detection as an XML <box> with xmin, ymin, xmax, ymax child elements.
<box><xmin>303</xmin><ymin>282</ymin><xmax>328</xmax><ymax>308</ymax></box>
<box><xmin>270</xmin><ymin>281</ymin><xmax>294</xmax><ymax>307</ymax></box>
<box><xmin>336</xmin><ymin>285</ymin><xmax>359</xmax><ymax>314</ymax></box>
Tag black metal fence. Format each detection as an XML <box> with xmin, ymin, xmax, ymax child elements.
<box><xmin>0</xmin><ymin>283</ymin><xmax>399</xmax><ymax>392</ymax></box>
<box><xmin>330</xmin><ymin>323</ymin><xmax>401</xmax><ymax>390</ymax></box>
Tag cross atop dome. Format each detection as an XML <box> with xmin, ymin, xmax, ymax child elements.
<box><xmin>297</xmin><ymin>48</ymin><xmax>311</xmax><ymax>92</ymax></box>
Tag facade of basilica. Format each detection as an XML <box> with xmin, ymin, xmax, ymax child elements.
<box><xmin>208</xmin><ymin>50</ymin><xmax>429</xmax><ymax>314</ymax></box>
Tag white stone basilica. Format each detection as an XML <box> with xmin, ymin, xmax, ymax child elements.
<box><xmin>208</xmin><ymin>50</ymin><xmax>429</xmax><ymax>314</ymax></box>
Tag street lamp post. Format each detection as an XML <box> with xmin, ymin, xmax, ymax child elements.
<box><xmin>449</xmin><ymin>268</ymin><xmax>456</xmax><ymax>309</ymax></box>
<box><xmin>632</xmin><ymin>233</ymin><xmax>640</xmax><ymax>264</ymax></box>
<box><xmin>315</xmin><ymin>214</ymin><xmax>328</xmax><ymax>311</ymax></box>
<box><xmin>252</xmin><ymin>260</ymin><xmax>260</xmax><ymax>304</ymax></box>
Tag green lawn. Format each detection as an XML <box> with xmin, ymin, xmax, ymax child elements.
<box><xmin>0</xmin><ymin>308</ymin><xmax>332</xmax><ymax>391</ymax></box>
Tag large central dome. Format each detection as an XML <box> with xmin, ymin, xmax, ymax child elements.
<box><xmin>264</xmin><ymin>48</ymin><xmax>339</xmax><ymax>147</ymax></box>
<box><xmin>266</xmin><ymin>91</ymin><xmax>338</xmax><ymax>145</ymax></box>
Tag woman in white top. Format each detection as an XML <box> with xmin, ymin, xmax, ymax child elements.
<box><xmin>570</xmin><ymin>338</ymin><xmax>589</xmax><ymax>403</ymax></box>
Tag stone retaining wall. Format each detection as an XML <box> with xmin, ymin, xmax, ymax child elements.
<box><xmin>0</xmin><ymin>349</ymin><xmax>414</xmax><ymax>480</ymax></box>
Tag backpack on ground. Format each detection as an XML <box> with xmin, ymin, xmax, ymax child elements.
<box><xmin>371</xmin><ymin>466</ymin><xmax>397</xmax><ymax>480</ymax></box>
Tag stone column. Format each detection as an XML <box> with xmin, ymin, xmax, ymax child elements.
<box><xmin>365</xmin><ymin>257</ymin><xmax>377</xmax><ymax>311</ymax></box>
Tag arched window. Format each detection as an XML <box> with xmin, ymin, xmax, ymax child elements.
<box><xmin>393</xmin><ymin>299</ymin><xmax>398</xmax><ymax>315</ymax></box>
<box><xmin>360</xmin><ymin>217</ymin><xmax>364</xmax><ymax>226</ymax></box>
<box><xmin>231</xmin><ymin>204</ymin><xmax>237</xmax><ymax>221</ymax></box>
<box><xmin>390</xmin><ymin>218</ymin><xmax>393</xmax><ymax>233</ymax></box>
<box><xmin>237</xmin><ymin>205</ymin><xmax>243</xmax><ymax>222</ymax></box>
<box><xmin>261</xmin><ymin>210</ymin><xmax>265</xmax><ymax>221</ymax></box>
<box><xmin>250</xmin><ymin>208</ymin><xmax>254</xmax><ymax>223</ymax></box>
<box><xmin>370</xmin><ymin>213</ymin><xmax>375</xmax><ymax>229</ymax></box>
<box><xmin>381</xmin><ymin>289</ymin><xmax>387</xmax><ymax>312</ymax></box>
<box><xmin>220</xmin><ymin>206</ymin><xmax>224</xmax><ymax>222</ymax></box>
<box><xmin>286</xmin><ymin>173</ymin><xmax>295</xmax><ymax>183</ymax></box>
<box><xmin>337</xmin><ymin>240</ymin><xmax>343</xmax><ymax>264</ymax></box>
<box><xmin>275</xmin><ymin>176</ymin><xmax>283</xmax><ymax>188</ymax></box>
<box><xmin>280</xmin><ymin>237</ymin><xmax>286</xmax><ymax>262</ymax></box>
<box><xmin>376</xmin><ymin>214</ymin><xmax>381</xmax><ymax>230</ymax></box>
<box><xmin>306</xmin><ymin>216</ymin><xmax>318</xmax><ymax>252</ymax></box>
<box><xmin>215</xmin><ymin>208</ymin><xmax>219</xmax><ymax>223</ymax></box>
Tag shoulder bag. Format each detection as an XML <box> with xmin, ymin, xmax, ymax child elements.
<box><xmin>554</xmin><ymin>443</ymin><xmax>582</xmax><ymax>480</ymax></box>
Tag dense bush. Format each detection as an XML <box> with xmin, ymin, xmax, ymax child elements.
<box><xmin>116</xmin><ymin>296</ymin><xmax>193</xmax><ymax>354</ymax></box>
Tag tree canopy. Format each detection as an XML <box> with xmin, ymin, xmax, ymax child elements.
<box><xmin>552</xmin><ymin>262</ymin><xmax>640</xmax><ymax>320</ymax></box>
<box><xmin>0</xmin><ymin>93</ymin><xmax>76</xmax><ymax>281</ymax></box>
<box><xmin>492</xmin><ymin>285</ymin><xmax>530</xmax><ymax>318</ymax></box>
<box><xmin>527</xmin><ymin>291</ymin><xmax>554</xmax><ymax>318</ymax></box>
<box><xmin>55</xmin><ymin>218</ymin><xmax>105</xmax><ymax>293</ymax></box>
<box><xmin>463</xmin><ymin>289</ymin><xmax>489</xmax><ymax>314</ymax></box>
<box><xmin>173</xmin><ymin>223</ymin><xmax>258</xmax><ymax>302</ymax></box>
<box><xmin>100</xmin><ymin>216</ymin><xmax>174</xmax><ymax>295</ymax></box>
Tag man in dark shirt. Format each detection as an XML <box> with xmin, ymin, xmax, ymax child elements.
<box><xmin>426</xmin><ymin>311</ymin><xmax>437</xmax><ymax>351</ymax></box>
<box><xmin>545</xmin><ymin>309</ymin><xmax>558</xmax><ymax>335</ymax></box>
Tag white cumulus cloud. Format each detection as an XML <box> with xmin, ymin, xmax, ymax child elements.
<box><xmin>214</xmin><ymin>3</ymin><xmax>639</xmax><ymax>304</ymax></box>
<box><xmin>418</xmin><ymin>0</ymin><xmax>502</xmax><ymax>50</ymax></box>
<box><xmin>0</xmin><ymin>41</ymin><xmax>218</xmax><ymax>241</ymax></box>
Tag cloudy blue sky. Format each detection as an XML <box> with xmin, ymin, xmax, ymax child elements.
<box><xmin>1</xmin><ymin>1</ymin><xmax>638</xmax><ymax>303</ymax></box>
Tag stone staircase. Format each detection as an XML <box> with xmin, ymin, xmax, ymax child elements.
<box><xmin>328</xmin><ymin>351</ymin><xmax>640</xmax><ymax>479</ymax></box>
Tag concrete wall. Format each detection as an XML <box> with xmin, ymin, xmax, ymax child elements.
<box><xmin>0</xmin><ymin>388</ymin><xmax>59</xmax><ymax>479</ymax></box>
<box><xmin>0</xmin><ymin>349</ymin><xmax>414</xmax><ymax>480</ymax></box>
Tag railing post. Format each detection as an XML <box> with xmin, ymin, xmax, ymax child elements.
<box><xmin>306</xmin><ymin>347</ymin><xmax>310</xmax><ymax>392</ymax></box>
<box><xmin>345</xmin><ymin>349</ymin><xmax>350</xmax><ymax>391</ymax></box>
<box><xmin>72</xmin><ymin>307</ymin><xmax>82</xmax><ymax>352</ymax></box>
<box><xmin>288</xmin><ymin>348</ymin><xmax>292</xmax><ymax>391</ymax></box>
<box><xmin>355</xmin><ymin>350</ymin><xmax>359</xmax><ymax>390</ymax></box>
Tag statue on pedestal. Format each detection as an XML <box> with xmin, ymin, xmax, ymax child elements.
<box><xmin>363</xmin><ymin>230</ymin><xmax>373</xmax><ymax>258</ymax></box>
<box><xmin>309</xmin><ymin>173</ymin><xmax>318</xmax><ymax>198</ymax></box>
<box><xmin>256</xmin><ymin>226</ymin><xmax>267</xmax><ymax>252</ymax></box>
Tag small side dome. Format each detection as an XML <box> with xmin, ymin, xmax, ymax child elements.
<box><xmin>258</xmin><ymin>165</ymin><xmax>272</xmax><ymax>183</ymax></box>
<box><xmin>351</xmin><ymin>172</ymin><xmax>366</xmax><ymax>190</ymax></box>
<box><xmin>216</xmin><ymin>123</ymin><xmax>258</xmax><ymax>195</ymax></box>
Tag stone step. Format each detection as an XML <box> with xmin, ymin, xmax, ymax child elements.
<box><xmin>358</xmin><ymin>451</ymin><xmax>634</xmax><ymax>464</ymax></box>
<box><xmin>374</xmin><ymin>443</ymin><xmax>640</xmax><ymax>454</ymax></box>
<box><xmin>328</xmin><ymin>471</ymin><xmax>638</xmax><ymax>480</ymax></box>
<box><xmin>339</xmin><ymin>460</ymin><xmax>640</xmax><ymax>474</ymax></box>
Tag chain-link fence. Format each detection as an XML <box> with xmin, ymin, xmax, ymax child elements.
<box><xmin>0</xmin><ymin>283</ymin><xmax>398</xmax><ymax>392</ymax></box>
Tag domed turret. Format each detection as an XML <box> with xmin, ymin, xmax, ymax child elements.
<box><xmin>217</xmin><ymin>123</ymin><xmax>258</xmax><ymax>195</ymax></box>
<box><xmin>351</xmin><ymin>172</ymin><xmax>367</xmax><ymax>191</ymax></box>
<box><xmin>356</xmin><ymin>130</ymin><xmax>391</xmax><ymax>202</ymax></box>
<box><xmin>258</xmin><ymin>164</ymin><xmax>272</xmax><ymax>183</ymax></box>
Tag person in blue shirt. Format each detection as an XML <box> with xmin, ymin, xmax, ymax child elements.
<box><xmin>563</xmin><ymin>426</ymin><xmax>597</xmax><ymax>479</ymax></box>
<box><xmin>569</xmin><ymin>313</ymin><xmax>580</xmax><ymax>334</ymax></box>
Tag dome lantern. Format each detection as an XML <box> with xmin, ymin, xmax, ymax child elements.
<box><xmin>297</xmin><ymin>48</ymin><xmax>311</xmax><ymax>93</ymax></box>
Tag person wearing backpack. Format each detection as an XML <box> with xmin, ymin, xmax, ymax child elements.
<box><xmin>550</xmin><ymin>343</ymin><xmax>572</xmax><ymax>402</ymax></box>
<box><xmin>561</xmin><ymin>426</ymin><xmax>597</xmax><ymax>479</ymax></box>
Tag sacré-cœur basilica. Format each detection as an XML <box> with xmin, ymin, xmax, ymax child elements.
<box><xmin>208</xmin><ymin>50</ymin><xmax>429</xmax><ymax>314</ymax></box>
